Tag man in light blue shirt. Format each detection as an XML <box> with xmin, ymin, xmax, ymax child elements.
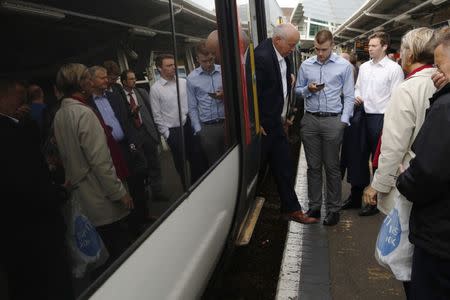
<box><xmin>187</xmin><ymin>42</ymin><xmax>225</xmax><ymax>166</ymax></box>
<box><xmin>296</xmin><ymin>29</ymin><xmax>355</xmax><ymax>226</ymax></box>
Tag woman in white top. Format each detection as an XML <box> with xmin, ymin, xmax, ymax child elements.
<box><xmin>363</xmin><ymin>27</ymin><xmax>437</xmax><ymax>298</ymax></box>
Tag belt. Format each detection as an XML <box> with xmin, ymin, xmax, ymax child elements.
<box><xmin>202</xmin><ymin>118</ymin><xmax>224</xmax><ymax>125</ymax></box>
<box><xmin>306</xmin><ymin>111</ymin><xmax>339</xmax><ymax>117</ymax></box>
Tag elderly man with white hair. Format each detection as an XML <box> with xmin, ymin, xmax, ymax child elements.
<box><xmin>255</xmin><ymin>23</ymin><xmax>317</xmax><ymax>224</ymax></box>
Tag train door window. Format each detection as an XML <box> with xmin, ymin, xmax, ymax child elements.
<box><xmin>174</xmin><ymin>0</ymin><xmax>238</xmax><ymax>188</ymax></box>
<box><xmin>0</xmin><ymin>0</ymin><xmax>189</xmax><ymax>298</ymax></box>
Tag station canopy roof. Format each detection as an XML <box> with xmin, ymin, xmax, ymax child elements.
<box><xmin>300</xmin><ymin>0</ymin><xmax>366</xmax><ymax>25</ymax></box>
<box><xmin>333</xmin><ymin>0</ymin><xmax>450</xmax><ymax>49</ymax></box>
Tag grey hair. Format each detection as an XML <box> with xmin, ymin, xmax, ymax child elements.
<box><xmin>400</xmin><ymin>27</ymin><xmax>435</xmax><ymax>65</ymax></box>
<box><xmin>56</xmin><ymin>63</ymin><xmax>89</xmax><ymax>96</ymax></box>
<box><xmin>273</xmin><ymin>24</ymin><xmax>288</xmax><ymax>39</ymax></box>
<box><xmin>88</xmin><ymin>65</ymin><xmax>107</xmax><ymax>77</ymax></box>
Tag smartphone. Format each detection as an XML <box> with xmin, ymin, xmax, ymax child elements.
<box><xmin>316</xmin><ymin>83</ymin><xmax>325</xmax><ymax>88</ymax></box>
<box><xmin>208</xmin><ymin>92</ymin><xmax>217</xmax><ymax>98</ymax></box>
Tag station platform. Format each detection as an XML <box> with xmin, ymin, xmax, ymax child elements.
<box><xmin>276</xmin><ymin>148</ymin><xmax>405</xmax><ymax>300</ymax></box>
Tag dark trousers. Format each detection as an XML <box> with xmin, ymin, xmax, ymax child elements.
<box><xmin>410</xmin><ymin>246</ymin><xmax>450</xmax><ymax>300</ymax></box>
<box><xmin>167</xmin><ymin>123</ymin><xmax>208</xmax><ymax>187</ymax></box>
<box><xmin>94</xmin><ymin>217</ymin><xmax>132</xmax><ymax>277</ymax></box>
<box><xmin>365</xmin><ymin>113</ymin><xmax>384</xmax><ymax>159</ymax></box>
<box><xmin>261</xmin><ymin>126</ymin><xmax>301</xmax><ymax>213</ymax></box>
<box><xmin>127</xmin><ymin>174</ymin><xmax>149</xmax><ymax>236</ymax></box>
<box><xmin>140</xmin><ymin>132</ymin><xmax>163</xmax><ymax>196</ymax></box>
<box><xmin>199</xmin><ymin>121</ymin><xmax>226</xmax><ymax>166</ymax></box>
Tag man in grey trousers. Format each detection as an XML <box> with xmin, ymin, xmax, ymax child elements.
<box><xmin>296</xmin><ymin>30</ymin><xmax>355</xmax><ymax>226</ymax></box>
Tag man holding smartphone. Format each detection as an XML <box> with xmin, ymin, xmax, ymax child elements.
<box><xmin>296</xmin><ymin>30</ymin><xmax>355</xmax><ymax>226</ymax></box>
<box><xmin>187</xmin><ymin>41</ymin><xmax>225</xmax><ymax>166</ymax></box>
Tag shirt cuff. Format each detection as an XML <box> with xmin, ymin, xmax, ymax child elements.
<box><xmin>340</xmin><ymin>115</ymin><xmax>350</xmax><ymax>126</ymax></box>
<box><xmin>302</xmin><ymin>86</ymin><xmax>312</xmax><ymax>98</ymax></box>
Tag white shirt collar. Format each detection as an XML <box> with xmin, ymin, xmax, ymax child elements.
<box><xmin>370</xmin><ymin>55</ymin><xmax>389</xmax><ymax>67</ymax></box>
<box><xmin>273</xmin><ymin>43</ymin><xmax>284</xmax><ymax>62</ymax></box>
<box><xmin>0</xmin><ymin>112</ymin><xmax>19</xmax><ymax>123</ymax></box>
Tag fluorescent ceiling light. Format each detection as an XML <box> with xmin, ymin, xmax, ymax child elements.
<box><xmin>129</xmin><ymin>27</ymin><xmax>157</xmax><ymax>37</ymax></box>
<box><xmin>184</xmin><ymin>37</ymin><xmax>202</xmax><ymax>43</ymax></box>
<box><xmin>0</xmin><ymin>1</ymin><xmax>65</xmax><ymax>19</ymax></box>
<box><xmin>432</xmin><ymin>0</ymin><xmax>447</xmax><ymax>5</ymax></box>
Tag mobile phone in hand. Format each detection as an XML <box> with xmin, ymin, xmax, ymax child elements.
<box><xmin>316</xmin><ymin>83</ymin><xmax>325</xmax><ymax>88</ymax></box>
<box><xmin>208</xmin><ymin>92</ymin><xmax>217</xmax><ymax>98</ymax></box>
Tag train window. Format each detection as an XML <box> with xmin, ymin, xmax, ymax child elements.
<box><xmin>0</xmin><ymin>0</ymin><xmax>188</xmax><ymax>298</ymax></box>
<box><xmin>174</xmin><ymin>0</ymin><xmax>238</xmax><ymax>188</ymax></box>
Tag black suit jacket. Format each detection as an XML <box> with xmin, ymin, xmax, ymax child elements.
<box><xmin>254</xmin><ymin>38</ymin><xmax>292</xmax><ymax>132</ymax></box>
<box><xmin>115</xmin><ymin>86</ymin><xmax>160</xmax><ymax>145</ymax></box>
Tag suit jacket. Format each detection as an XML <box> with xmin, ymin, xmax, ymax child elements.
<box><xmin>88</xmin><ymin>91</ymin><xmax>136</xmax><ymax>144</ymax></box>
<box><xmin>117</xmin><ymin>87</ymin><xmax>160</xmax><ymax>145</ymax></box>
<box><xmin>254</xmin><ymin>38</ymin><xmax>292</xmax><ymax>132</ymax></box>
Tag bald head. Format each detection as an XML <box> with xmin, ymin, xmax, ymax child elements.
<box><xmin>206</xmin><ymin>30</ymin><xmax>220</xmax><ymax>60</ymax></box>
<box><xmin>340</xmin><ymin>52</ymin><xmax>351</xmax><ymax>62</ymax></box>
<box><xmin>272</xmin><ymin>23</ymin><xmax>299</xmax><ymax>57</ymax></box>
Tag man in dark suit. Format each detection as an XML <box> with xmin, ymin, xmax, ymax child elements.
<box><xmin>254</xmin><ymin>23</ymin><xmax>317</xmax><ymax>224</ymax></box>
<box><xmin>119</xmin><ymin>70</ymin><xmax>166</xmax><ymax>203</ymax></box>
<box><xmin>88</xmin><ymin>66</ymin><xmax>150</xmax><ymax>235</ymax></box>
<box><xmin>0</xmin><ymin>79</ymin><xmax>74</xmax><ymax>300</ymax></box>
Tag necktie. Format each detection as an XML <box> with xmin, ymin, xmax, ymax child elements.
<box><xmin>128</xmin><ymin>92</ymin><xmax>142</xmax><ymax>128</ymax></box>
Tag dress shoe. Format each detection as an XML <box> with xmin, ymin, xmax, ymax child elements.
<box><xmin>306</xmin><ymin>209</ymin><xmax>321</xmax><ymax>219</ymax></box>
<box><xmin>323</xmin><ymin>212</ymin><xmax>340</xmax><ymax>226</ymax></box>
<box><xmin>358</xmin><ymin>205</ymin><xmax>379</xmax><ymax>217</ymax></box>
<box><xmin>283</xmin><ymin>210</ymin><xmax>319</xmax><ymax>224</ymax></box>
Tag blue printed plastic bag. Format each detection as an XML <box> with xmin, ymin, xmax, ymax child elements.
<box><xmin>375</xmin><ymin>190</ymin><xmax>413</xmax><ymax>281</ymax></box>
<box><xmin>65</xmin><ymin>191</ymin><xmax>109</xmax><ymax>278</ymax></box>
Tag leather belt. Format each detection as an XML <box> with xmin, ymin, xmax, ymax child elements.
<box><xmin>202</xmin><ymin>118</ymin><xmax>224</xmax><ymax>125</ymax></box>
<box><xmin>306</xmin><ymin>111</ymin><xmax>339</xmax><ymax>117</ymax></box>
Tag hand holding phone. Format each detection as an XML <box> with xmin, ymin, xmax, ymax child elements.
<box><xmin>316</xmin><ymin>83</ymin><xmax>325</xmax><ymax>89</ymax></box>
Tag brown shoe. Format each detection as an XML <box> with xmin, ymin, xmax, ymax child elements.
<box><xmin>283</xmin><ymin>210</ymin><xmax>319</xmax><ymax>224</ymax></box>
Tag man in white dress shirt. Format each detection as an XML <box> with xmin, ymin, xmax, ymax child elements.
<box><xmin>150</xmin><ymin>54</ymin><xmax>207</xmax><ymax>186</ymax></box>
<box><xmin>352</xmin><ymin>32</ymin><xmax>404</xmax><ymax>216</ymax></box>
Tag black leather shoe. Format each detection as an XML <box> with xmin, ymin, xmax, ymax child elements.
<box><xmin>358</xmin><ymin>205</ymin><xmax>379</xmax><ymax>217</ymax></box>
<box><xmin>323</xmin><ymin>212</ymin><xmax>340</xmax><ymax>226</ymax></box>
<box><xmin>306</xmin><ymin>209</ymin><xmax>321</xmax><ymax>219</ymax></box>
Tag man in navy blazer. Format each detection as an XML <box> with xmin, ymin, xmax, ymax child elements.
<box><xmin>255</xmin><ymin>23</ymin><xmax>317</xmax><ymax>224</ymax></box>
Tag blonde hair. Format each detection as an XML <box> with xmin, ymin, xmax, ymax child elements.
<box><xmin>400</xmin><ymin>27</ymin><xmax>435</xmax><ymax>65</ymax></box>
<box><xmin>56</xmin><ymin>63</ymin><xmax>89</xmax><ymax>96</ymax></box>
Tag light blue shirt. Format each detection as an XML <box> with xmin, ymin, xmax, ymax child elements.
<box><xmin>93</xmin><ymin>94</ymin><xmax>125</xmax><ymax>142</ymax></box>
<box><xmin>296</xmin><ymin>53</ymin><xmax>355</xmax><ymax>124</ymax></box>
<box><xmin>187</xmin><ymin>64</ymin><xmax>224</xmax><ymax>133</ymax></box>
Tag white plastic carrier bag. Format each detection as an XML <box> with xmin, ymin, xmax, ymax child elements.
<box><xmin>64</xmin><ymin>190</ymin><xmax>109</xmax><ymax>278</ymax></box>
<box><xmin>375</xmin><ymin>190</ymin><xmax>413</xmax><ymax>281</ymax></box>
